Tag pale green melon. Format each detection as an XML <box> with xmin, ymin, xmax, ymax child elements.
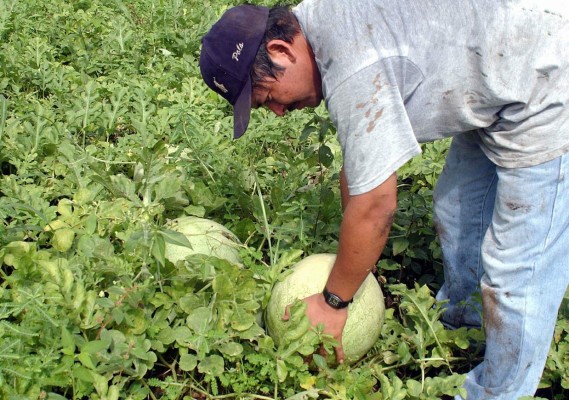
<box><xmin>266</xmin><ymin>253</ymin><xmax>385</xmax><ymax>364</ymax></box>
<box><xmin>164</xmin><ymin>216</ymin><xmax>241</xmax><ymax>265</ymax></box>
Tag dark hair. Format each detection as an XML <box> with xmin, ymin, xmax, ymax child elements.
<box><xmin>250</xmin><ymin>5</ymin><xmax>301</xmax><ymax>89</ymax></box>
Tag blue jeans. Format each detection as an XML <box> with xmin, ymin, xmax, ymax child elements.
<box><xmin>433</xmin><ymin>132</ymin><xmax>569</xmax><ymax>399</ymax></box>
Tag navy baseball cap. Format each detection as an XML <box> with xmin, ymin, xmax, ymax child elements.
<box><xmin>199</xmin><ymin>5</ymin><xmax>270</xmax><ymax>138</ymax></box>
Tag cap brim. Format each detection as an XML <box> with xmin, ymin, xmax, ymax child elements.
<box><xmin>233</xmin><ymin>76</ymin><xmax>252</xmax><ymax>139</ymax></box>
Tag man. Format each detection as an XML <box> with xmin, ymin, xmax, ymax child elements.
<box><xmin>199</xmin><ymin>1</ymin><xmax>569</xmax><ymax>398</ymax></box>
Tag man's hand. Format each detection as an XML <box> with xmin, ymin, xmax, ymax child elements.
<box><xmin>285</xmin><ymin>293</ymin><xmax>348</xmax><ymax>364</ymax></box>
<box><xmin>304</xmin><ymin>293</ymin><xmax>349</xmax><ymax>363</ymax></box>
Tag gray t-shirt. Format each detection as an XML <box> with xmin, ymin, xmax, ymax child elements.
<box><xmin>293</xmin><ymin>0</ymin><xmax>569</xmax><ymax>195</ymax></box>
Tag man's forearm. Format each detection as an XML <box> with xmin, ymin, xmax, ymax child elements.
<box><xmin>326</xmin><ymin>173</ymin><xmax>397</xmax><ymax>301</ymax></box>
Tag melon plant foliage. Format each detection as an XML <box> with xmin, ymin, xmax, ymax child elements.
<box><xmin>0</xmin><ymin>0</ymin><xmax>567</xmax><ymax>399</ymax></box>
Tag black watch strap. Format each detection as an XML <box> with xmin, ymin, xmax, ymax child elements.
<box><xmin>322</xmin><ymin>287</ymin><xmax>353</xmax><ymax>309</ymax></box>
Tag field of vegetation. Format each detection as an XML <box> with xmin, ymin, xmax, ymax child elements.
<box><xmin>0</xmin><ymin>0</ymin><xmax>567</xmax><ymax>399</ymax></box>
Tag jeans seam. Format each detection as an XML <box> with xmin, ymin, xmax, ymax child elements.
<box><xmin>541</xmin><ymin>157</ymin><xmax>562</xmax><ymax>252</ymax></box>
<box><xmin>477</xmin><ymin>172</ymin><xmax>497</xmax><ymax>286</ymax></box>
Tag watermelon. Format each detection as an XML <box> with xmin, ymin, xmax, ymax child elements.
<box><xmin>164</xmin><ymin>216</ymin><xmax>241</xmax><ymax>265</ymax></box>
<box><xmin>266</xmin><ymin>253</ymin><xmax>385</xmax><ymax>364</ymax></box>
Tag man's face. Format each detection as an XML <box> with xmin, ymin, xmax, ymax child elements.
<box><xmin>251</xmin><ymin>38</ymin><xmax>322</xmax><ymax>116</ymax></box>
<box><xmin>252</xmin><ymin>71</ymin><xmax>322</xmax><ymax>116</ymax></box>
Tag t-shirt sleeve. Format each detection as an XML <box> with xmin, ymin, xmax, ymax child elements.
<box><xmin>327</xmin><ymin>62</ymin><xmax>422</xmax><ymax>195</ymax></box>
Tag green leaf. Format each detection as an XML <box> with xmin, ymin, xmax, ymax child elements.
<box><xmin>85</xmin><ymin>213</ymin><xmax>97</xmax><ymax>235</ymax></box>
<box><xmin>453</xmin><ymin>333</ymin><xmax>470</xmax><ymax>350</ymax></box>
<box><xmin>82</xmin><ymin>339</ymin><xmax>109</xmax><ymax>354</ymax></box>
<box><xmin>92</xmin><ymin>371</ymin><xmax>109</xmax><ymax>397</ymax></box>
<box><xmin>230</xmin><ymin>309</ymin><xmax>255</xmax><ymax>331</ymax></box>
<box><xmin>239</xmin><ymin>323</ymin><xmax>265</xmax><ymax>341</ymax></box>
<box><xmin>184</xmin><ymin>205</ymin><xmax>206</xmax><ymax>217</ymax></box>
<box><xmin>178</xmin><ymin>294</ymin><xmax>202</xmax><ymax>314</ymax></box>
<box><xmin>107</xmin><ymin>385</ymin><xmax>120</xmax><ymax>400</ymax></box>
<box><xmin>78</xmin><ymin>352</ymin><xmax>97</xmax><ymax>370</ymax></box>
<box><xmin>151</xmin><ymin>232</ymin><xmax>166</xmax><ymax>266</ymax></box>
<box><xmin>300</xmin><ymin>125</ymin><xmax>317</xmax><ymax>141</ymax></box>
<box><xmin>73</xmin><ymin>365</ymin><xmax>94</xmax><ymax>383</ymax></box>
<box><xmin>378</xmin><ymin>258</ymin><xmax>401</xmax><ymax>271</ymax></box>
<box><xmin>57</xmin><ymin>199</ymin><xmax>74</xmax><ymax>217</ymax></box>
<box><xmin>218</xmin><ymin>342</ymin><xmax>243</xmax><ymax>357</ymax></box>
<box><xmin>157</xmin><ymin>326</ymin><xmax>176</xmax><ymax>345</ymax></box>
<box><xmin>153</xmin><ymin>176</ymin><xmax>182</xmax><ymax>202</ymax></box>
<box><xmin>272</xmin><ymin>249</ymin><xmax>303</xmax><ymax>277</ymax></box>
<box><xmin>173</xmin><ymin>326</ymin><xmax>192</xmax><ymax>343</ymax></box>
<box><xmin>276</xmin><ymin>359</ymin><xmax>288</xmax><ymax>382</ymax></box>
<box><xmin>179</xmin><ymin>353</ymin><xmax>198</xmax><ymax>371</ymax></box>
<box><xmin>213</xmin><ymin>273</ymin><xmax>234</xmax><ymax>295</ymax></box>
<box><xmin>392</xmin><ymin>237</ymin><xmax>409</xmax><ymax>256</ymax></box>
<box><xmin>159</xmin><ymin>228</ymin><xmax>192</xmax><ymax>248</ymax></box>
<box><xmin>187</xmin><ymin>307</ymin><xmax>212</xmax><ymax>334</ymax></box>
<box><xmin>312</xmin><ymin>353</ymin><xmax>328</xmax><ymax>370</ymax></box>
<box><xmin>61</xmin><ymin>327</ymin><xmax>75</xmax><ymax>355</ymax></box>
<box><xmin>74</xmin><ymin>187</ymin><xmax>94</xmax><ymax>205</ymax></box>
<box><xmin>406</xmin><ymin>379</ymin><xmax>422</xmax><ymax>397</ymax></box>
<box><xmin>198</xmin><ymin>355</ymin><xmax>224</xmax><ymax>376</ymax></box>
<box><xmin>281</xmin><ymin>301</ymin><xmax>310</xmax><ymax>343</ymax></box>
<box><xmin>378</xmin><ymin>372</ymin><xmax>407</xmax><ymax>400</ymax></box>
<box><xmin>318</xmin><ymin>144</ymin><xmax>334</xmax><ymax>168</ymax></box>
<box><xmin>52</xmin><ymin>228</ymin><xmax>75</xmax><ymax>252</ymax></box>
<box><xmin>131</xmin><ymin>345</ymin><xmax>154</xmax><ymax>361</ymax></box>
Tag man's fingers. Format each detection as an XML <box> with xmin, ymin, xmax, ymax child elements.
<box><xmin>282</xmin><ymin>304</ymin><xmax>290</xmax><ymax>321</ymax></box>
<box><xmin>335</xmin><ymin>336</ymin><xmax>345</xmax><ymax>364</ymax></box>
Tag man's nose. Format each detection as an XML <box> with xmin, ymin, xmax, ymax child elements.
<box><xmin>267</xmin><ymin>101</ymin><xmax>287</xmax><ymax>116</ymax></box>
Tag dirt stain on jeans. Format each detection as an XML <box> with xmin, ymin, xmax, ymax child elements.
<box><xmin>482</xmin><ymin>284</ymin><xmax>520</xmax><ymax>390</ymax></box>
<box><xmin>482</xmin><ymin>285</ymin><xmax>503</xmax><ymax>332</ymax></box>
<box><xmin>433</xmin><ymin>220</ymin><xmax>447</xmax><ymax>241</ymax></box>
<box><xmin>505</xmin><ymin>201</ymin><xmax>532</xmax><ymax>213</ymax></box>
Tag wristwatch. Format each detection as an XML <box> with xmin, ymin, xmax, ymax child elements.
<box><xmin>322</xmin><ymin>287</ymin><xmax>353</xmax><ymax>309</ymax></box>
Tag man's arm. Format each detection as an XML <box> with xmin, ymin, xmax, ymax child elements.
<box><xmin>303</xmin><ymin>172</ymin><xmax>398</xmax><ymax>362</ymax></box>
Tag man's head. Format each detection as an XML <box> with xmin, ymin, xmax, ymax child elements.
<box><xmin>199</xmin><ymin>5</ymin><xmax>322</xmax><ymax>138</ymax></box>
<box><xmin>199</xmin><ymin>5</ymin><xmax>269</xmax><ymax>138</ymax></box>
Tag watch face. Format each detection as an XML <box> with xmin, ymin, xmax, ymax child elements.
<box><xmin>329</xmin><ymin>296</ymin><xmax>340</xmax><ymax>307</ymax></box>
<box><xmin>324</xmin><ymin>289</ymin><xmax>347</xmax><ymax>309</ymax></box>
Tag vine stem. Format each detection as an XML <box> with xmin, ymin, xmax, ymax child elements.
<box><xmin>251</xmin><ymin>167</ymin><xmax>274</xmax><ymax>265</ymax></box>
<box><xmin>207</xmin><ymin>393</ymin><xmax>275</xmax><ymax>400</ymax></box>
<box><xmin>157</xmin><ymin>354</ymin><xmax>178</xmax><ymax>383</ymax></box>
<box><xmin>154</xmin><ymin>379</ymin><xmax>277</xmax><ymax>400</ymax></box>
<box><xmin>142</xmin><ymin>378</ymin><xmax>275</xmax><ymax>400</ymax></box>
<box><xmin>369</xmin><ymin>356</ymin><xmax>468</xmax><ymax>373</ymax></box>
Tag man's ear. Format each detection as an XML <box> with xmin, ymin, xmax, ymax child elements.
<box><xmin>266</xmin><ymin>39</ymin><xmax>297</xmax><ymax>64</ymax></box>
